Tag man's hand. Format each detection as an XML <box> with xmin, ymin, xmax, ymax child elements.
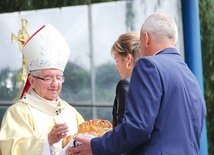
<box><xmin>48</xmin><ymin>122</ymin><xmax>69</xmax><ymax>145</ymax></box>
<box><xmin>66</xmin><ymin>134</ymin><xmax>93</xmax><ymax>155</ymax></box>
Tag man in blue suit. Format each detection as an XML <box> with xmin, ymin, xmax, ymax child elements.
<box><xmin>67</xmin><ymin>12</ymin><xmax>207</xmax><ymax>155</ymax></box>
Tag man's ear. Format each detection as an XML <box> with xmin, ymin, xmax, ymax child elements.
<box><xmin>28</xmin><ymin>75</ymin><xmax>35</xmax><ymax>88</ymax></box>
<box><xmin>144</xmin><ymin>32</ymin><xmax>150</xmax><ymax>48</ymax></box>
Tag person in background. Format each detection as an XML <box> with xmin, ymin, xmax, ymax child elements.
<box><xmin>111</xmin><ymin>32</ymin><xmax>141</xmax><ymax>128</ymax></box>
<box><xmin>0</xmin><ymin>24</ymin><xmax>84</xmax><ymax>155</ymax></box>
<box><xmin>67</xmin><ymin>12</ymin><xmax>206</xmax><ymax>155</ymax></box>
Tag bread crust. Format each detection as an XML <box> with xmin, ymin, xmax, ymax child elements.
<box><xmin>62</xmin><ymin>119</ymin><xmax>112</xmax><ymax>148</ymax></box>
<box><xmin>78</xmin><ymin>119</ymin><xmax>112</xmax><ymax>136</ymax></box>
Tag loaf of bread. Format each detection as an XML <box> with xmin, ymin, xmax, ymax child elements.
<box><xmin>62</xmin><ymin>119</ymin><xmax>112</xmax><ymax>148</ymax></box>
<box><xmin>62</xmin><ymin>135</ymin><xmax>72</xmax><ymax>149</ymax></box>
<box><xmin>78</xmin><ymin>119</ymin><xmax>112</xmax><ymax>136</ymax></box>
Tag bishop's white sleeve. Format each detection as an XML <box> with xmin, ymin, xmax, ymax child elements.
<box><xmin>41</xmin><ymin>137</ymin><xmax>53</xmax><ymax>155</ymax></box>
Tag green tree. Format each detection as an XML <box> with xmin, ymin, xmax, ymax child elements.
<box><xmin>125</xmin><ymin>0</ymin><xmax>135</xmax><ymax>31</ymax></box>
<box><xmin>0</xmin><ymin>0</ymin><xmax>119</xmax><ymax>13</ymax></box>
<box><xmin>0</xmin><ymin>67</ymin><xmax>20</xmax><ymax>101</ymax></box>
<box><xmin>95</xmin><ymin>62</ymin><xmax>120</xmax><ymax>102</ymax></box>
<box><xmin>199</xmin><ymin>0</ymin><xmax>214</xmax><ymax>154</ymax></box>
<box><xmin>61</xmin><ymin>61</ymin><xmax>91</xmax><ymax>102</ymax></box>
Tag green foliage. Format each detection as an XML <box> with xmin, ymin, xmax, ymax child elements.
<box><xmin>95</xmin><ymin>62</ymin><xmax>120</xmax><ymax>102</ymax></box>
<box><xmin>199</xmin><ymin>0</ymin><xmax>214</xmax><ymax>154</ymax></box>
<box><xmin>61</xmin><ymin>61</ymin><xmax>91</xmax><ymax>102</ymax></box>
<box><xmin>75</xmin><ymin>107</ymin><xmax>93</xmax><ymax>121</ymax></box>
<box><xmin>97</xmin><ymin>107</ymin><xmax>112</xmax><ymax>120</ymax></box>
<box><xmin>0</xmin><ymin>0</ymin><xmax>119</xmax><ymax>13</ymax></box>
<box><xmin>125</xmin><ymin>0</ymin><xmax>135</xmax><ymax>31</ymax></box>
<box><xmin>0</xmin><ymin>68</ymin><xmax>20</xmax><ymax>100</ymax></box>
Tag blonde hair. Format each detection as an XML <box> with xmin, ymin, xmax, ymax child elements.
<box><xmin>111</xmin><ymin>32</ymin><xmax>141</xmax><ymax>63</ymax></box>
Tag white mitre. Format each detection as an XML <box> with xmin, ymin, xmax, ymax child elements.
<box><xmin>20</xmin><ymin>24</ymin><xmax>70</xmax><ymax>98</ymax></box>
<box><xmin>22</xmin><ymin>24</ymin><xmax>70</xmax><ymax>72</ymax></box>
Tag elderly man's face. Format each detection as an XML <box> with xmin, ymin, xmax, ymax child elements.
<box><xmin>30</xmin><ymin>69</ymin><xmax>63</xmax><ymax>101</ymax></box>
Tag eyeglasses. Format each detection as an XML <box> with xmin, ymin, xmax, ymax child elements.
<box><xmin>31</xmin><ymin>75</ymin><xmax>65</xmax><ymax>83</ymax></box>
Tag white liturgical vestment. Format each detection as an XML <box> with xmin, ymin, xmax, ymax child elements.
<box><xmin>0</xmin><ymin>90</ymin><xmax>84</xmax><ymax>155</ymax></box>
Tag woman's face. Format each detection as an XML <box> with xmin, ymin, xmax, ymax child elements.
<box><xmin>114</xmin><ymin>52</ymin><xmax>131</xmax><ymax>79</ymax></box>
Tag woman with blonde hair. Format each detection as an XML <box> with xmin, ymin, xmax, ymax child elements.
<box><xmin>111</xmin><ymin>32</ymin><xmax>141</xmax><ymax>128</ymax></box>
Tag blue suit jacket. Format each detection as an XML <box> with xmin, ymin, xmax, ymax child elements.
<box><xmin>91</xmin><ymin>48</ymin><xmax>206</xmax><ymax>155</ymax></box>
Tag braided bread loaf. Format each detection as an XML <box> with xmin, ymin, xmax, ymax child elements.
<box><xmin>62</xmin><ymin>119</ymin><xmax>112</xmax><ymax>148</ymax></box>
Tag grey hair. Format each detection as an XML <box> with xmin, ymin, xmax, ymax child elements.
<box><xmin>30</xmin><ymin>70</ymin><xmax>42</xmax><ymax>76</ymax></box>
<box><xmin>140</xmin><ymin>12</ymin><xmax>178</xmax><ymax>44</ymax></box>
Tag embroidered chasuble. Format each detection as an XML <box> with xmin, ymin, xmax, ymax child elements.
<box><xmin>0</xmin><ymin>90</ymin><xmax>84</xmax><ymax>155</ymax></box>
